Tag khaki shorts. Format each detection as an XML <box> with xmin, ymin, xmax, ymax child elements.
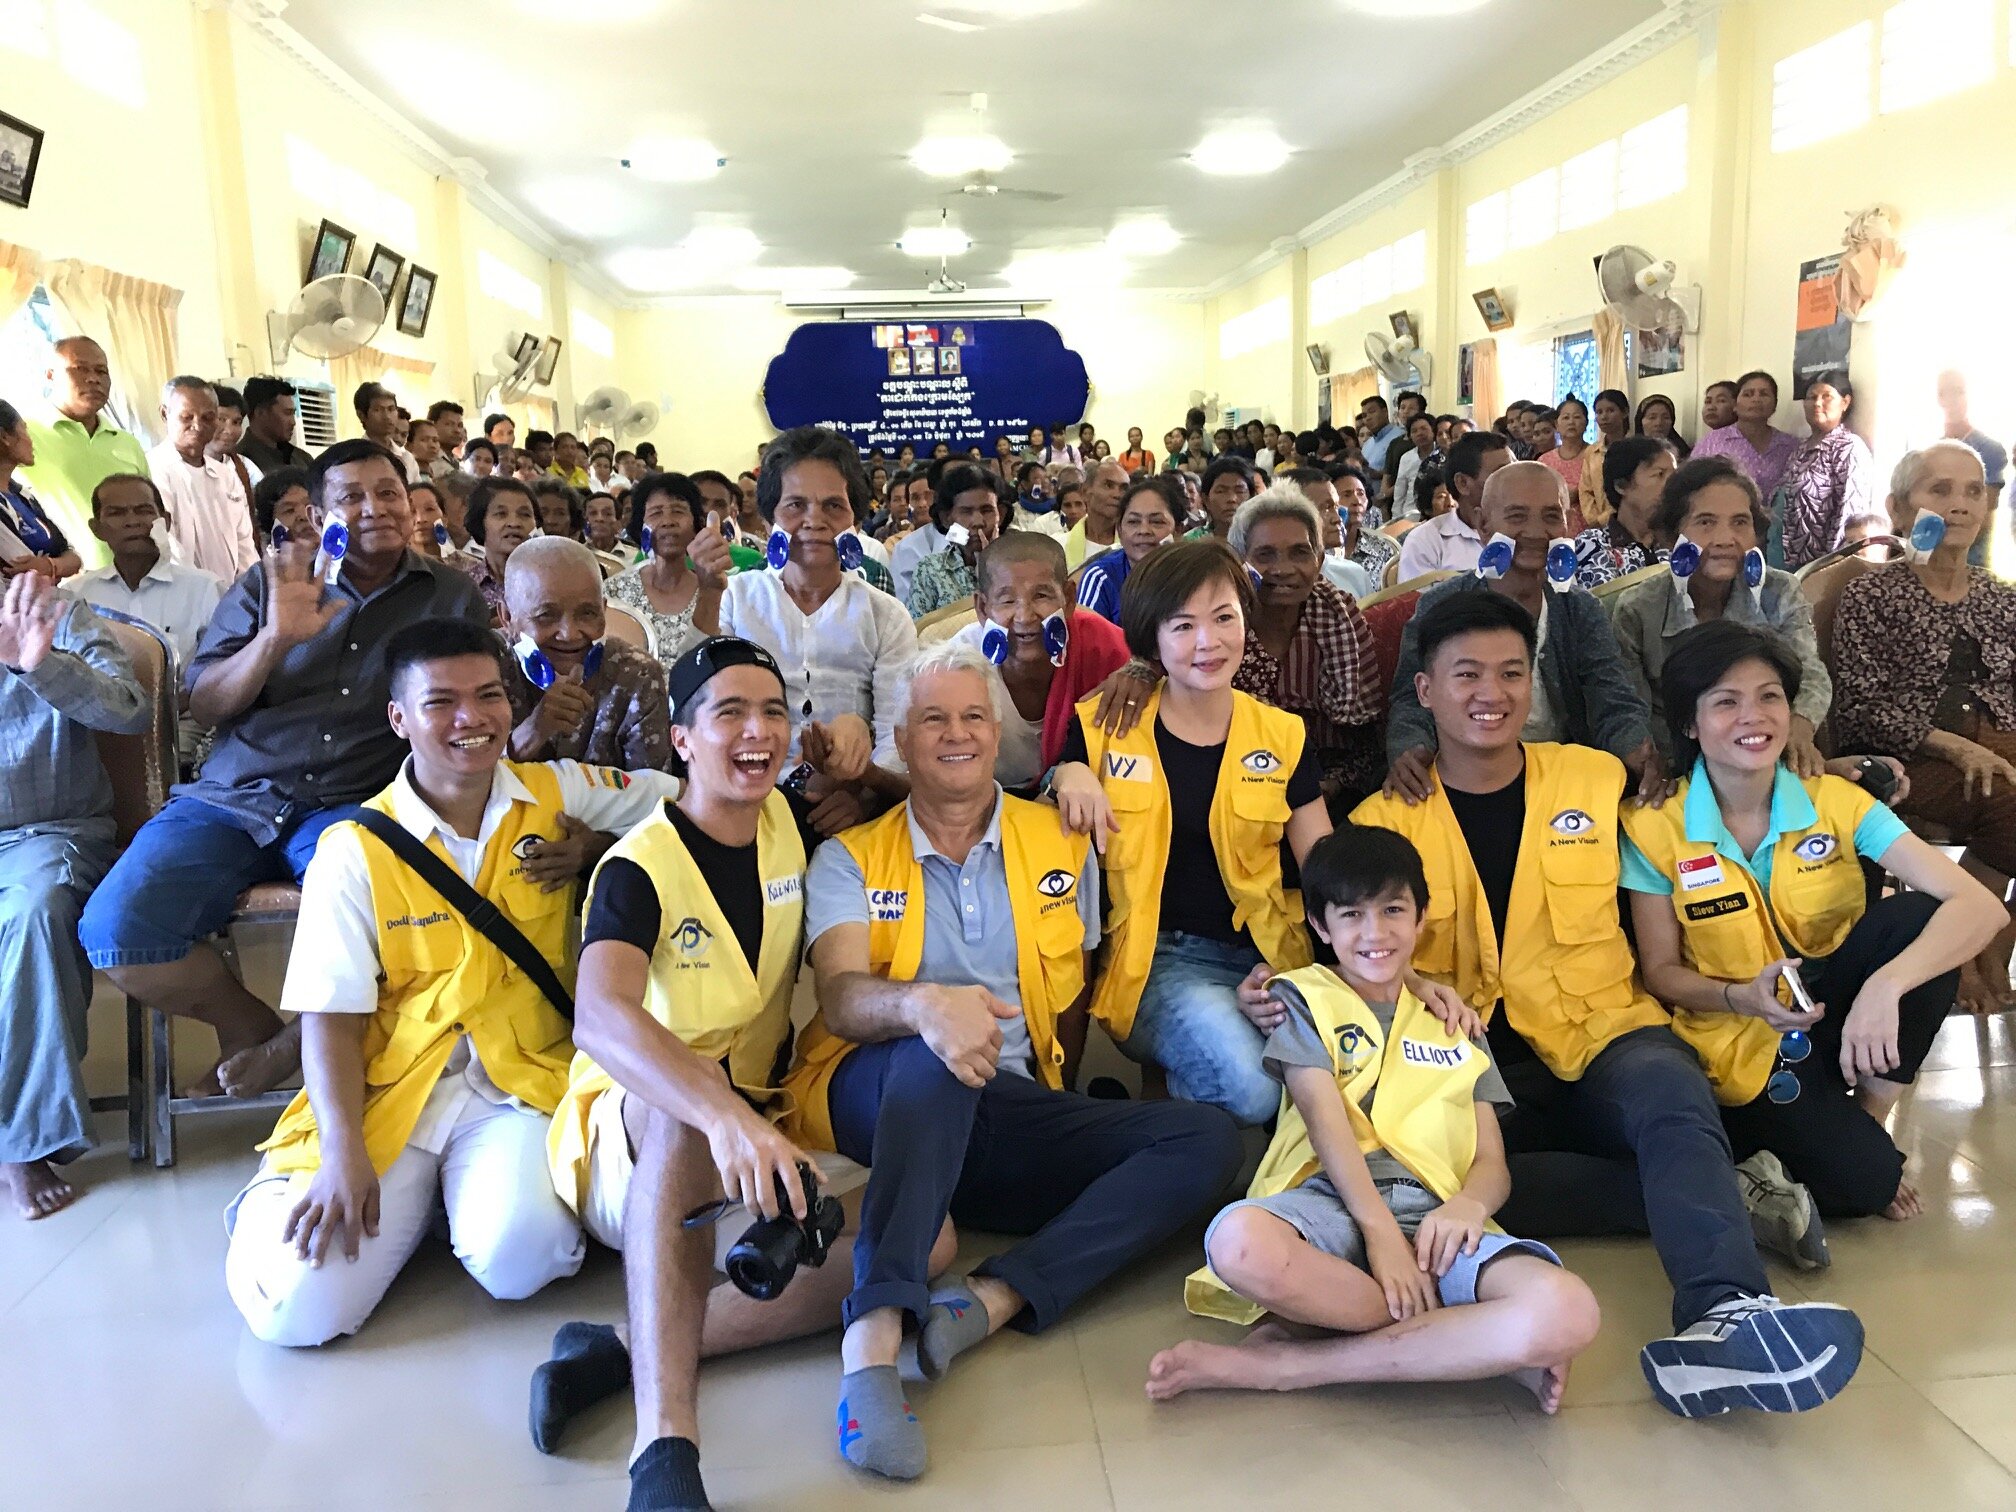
<box><xmin>579</xmin><ymin>1088</ymin><xmax>869</xmax><ymax>1257</ymax></box>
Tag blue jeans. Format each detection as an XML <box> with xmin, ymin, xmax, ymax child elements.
<box><xmin>1494</xmin><ymin>1025</ymin><xmax>1770</xmax><ymax>1331</ymax></box>
<box><xmin>79</xmin><ymin>798</ymin><xmax>360</xmax><ymax>968</ymax></box>
<box><xmin>827</xmin><ymin>1035</ymin><xmax>1241</xmax><ymax>1331</ymax></box>
<box><xmin>1120</xmin><ymin>932</ymin><xmax>1277</xmax><ymax>1127</ymax></box>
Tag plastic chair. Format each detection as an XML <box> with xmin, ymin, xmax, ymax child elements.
<box><xmin>603</xmin><ymin>601</ymin><xmax>656</xmax><ymax>660</ymax></box>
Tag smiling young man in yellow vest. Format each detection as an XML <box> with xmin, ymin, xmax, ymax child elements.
<box><xmin>1150</xmin><ymin>824</ymin><xmax>1598</xmax><ymax>1414</ymax></box>
<box><xmin>528</xmin><ymin>635</ymin><xmax>903</xmax><ymax>1512</ymax></box>
<box><xmin>781</xmin><ymin>638</ymin><xmax>1242</xmax><ymax>1484</ymax></box>
<box><xmin>1352</xmin><ymin>590</ymin><xmax>1866</xmax><ymax>1420</ymax></box>
<box><xmin>223</xmin><ymin>616</ymin><xmax>679</xmax><ymax>1349</ymax></box>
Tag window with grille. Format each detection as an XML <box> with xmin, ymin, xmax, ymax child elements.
<box><xmin>1772</xmin><ymin>23</ymin><xmax>1874</xmax><ymax>152</ymax></box>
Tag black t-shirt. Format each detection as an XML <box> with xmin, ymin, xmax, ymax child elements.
<box><xmin>1062</xmin><ymin>712</ymin><xmax>1322</xmax><ymax>945</ymax></box>
<box><xmin>1441</xmin><ymin>769</ymin><xmax>1538</xmax><ymax>1067</ymax></box>
<box><xmin>582</xmin><ymin>794</ymin><xmax>818</xmax><ymax>971</ymax></box>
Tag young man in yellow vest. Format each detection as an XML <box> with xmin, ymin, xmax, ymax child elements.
<box><xmin>533</xmin><ymin>637</ymin><xmax>931</xmax><ymax>1512</ymax></box>
<box><xmin>1352</xmin><ymin>591</ymin><xmax>1866</xmax><ymax>1418</ymax></box>
<box><xmin>223</xmin><ymin>616</ymin><xmax>680</xmax><ymax>1348</ymax></box>
<box><xmin>782</xmin><ymin>639</ymin><xmax>1242</xmax><ymax>1483</ymax></box>
<box><xmin>1153</xmin><ymin>824</ymin><xmax>1598</xmax><ymax>1411</ymax></box>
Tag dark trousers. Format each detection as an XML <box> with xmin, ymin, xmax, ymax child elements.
<box><xmin>1494</xmin><ymin>1025</ymin><xmax>1769</xmax><ymax>1331</ymax></box>
<box><xmin>827</xmin><ymin>1035</ymin><xmax>1242</xmax><ymax>1333</ymax></box>
<box><xmin>1720</xmin><ymin>891</ymin><xmax>1953</xmax><ymax>1217</ymax></box>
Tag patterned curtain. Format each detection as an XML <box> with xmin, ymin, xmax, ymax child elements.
<box><xmin>0</xmin><ymin>239</ymin><xmax>42</xmax><ymax>330</ymax></box>
<box><xmin>43</xmin><ymin>259</ymin><xmax>183</xmax><ymax>446</ymax></box>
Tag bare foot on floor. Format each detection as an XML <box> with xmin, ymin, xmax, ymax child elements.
<box><xmin>1146</xmin><ymin>1340</ymin><xmax>1274</xmax><ymax>1400</ymax></box>
<box><xmin>214</xmin><ymin>1016</ymin><xmax>302</xmax><ymax>1099</ymax></box>
<box><xmin>1957</xmin><ymin>961</ymin><xmax>1999</xmax><ymax>1017</ymax></box>
<box><xmin>1511</xmin><ymin>1360</ymin><xmax>1572</xmax><ymax>1415</ymax></box>
<box><xmin>2</xmin><ymin>1160</ymin><xmax>79</xmax><ymax>1220</ymax></box>
<box><xmin>1883</xmin><ymin>1180</ymin><xmax>1923</xmax><ymax>1221</ymax></box>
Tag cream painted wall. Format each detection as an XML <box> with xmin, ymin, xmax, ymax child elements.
<box><xmin>1304</xmin><ymin>181</ymin><xmax>1444</xmax><ymax>420</ymax></box>
<box><xmin>1205</xmin><ymin>261</ymin><xmax>1295</xmax><ymax>426</ymax></box>
<box><xmin>615</xmin><ymin>292</ymin><xmax>1207</xmax><ymax>471</ymax></box>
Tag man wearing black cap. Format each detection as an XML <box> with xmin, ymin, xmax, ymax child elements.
<box><xmin>534</xmin><ymin>635</ymin><xmax>923</xmax><ymax>1512</ymax></box>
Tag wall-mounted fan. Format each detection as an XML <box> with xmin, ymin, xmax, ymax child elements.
<box><xmin>1595</xmin><ymin>243</ymin><xmax>1700</xmax><ymax>334</ymax></box>
<box><xmin>576</xmin><ymin>385</ymin><xmax>630</xmax><ymax>433</ymax></box>
<box><xmin>1188</xmin><ymin>389</ymin><xmax>1220</xmax><ymax>426</ymax></box>
<box><xmin>615</xmin><ymin>399</ymin><xmax>661</xmax><ymax>442</ymax></box>
<box><xmin>1365</xmin><ymin>330</ymin><xmax>1432</xmax><ymax>389</ymax></box>
<box><xmin>479</xmin><ymin>332</ymin><xmax>542</xmax><ymax>407</ymax></box>
<box><xmin>266</xmin><ymin>274</ymin><xmax>385</xmax><ymax>363</ymax></box>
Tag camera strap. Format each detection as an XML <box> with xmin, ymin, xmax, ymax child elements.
<box><xmin>350</xmin><ymin>809</ymin><xmax>575</xmax><ymax>1021</ymax></box>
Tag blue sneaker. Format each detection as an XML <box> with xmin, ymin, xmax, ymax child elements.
<box><xmin>1640</xmin><ymin>1294</ymin><xmax>1863</xmax><ymax>1418</ymax></box>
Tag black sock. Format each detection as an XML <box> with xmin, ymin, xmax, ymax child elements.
<box><xmin>628</xmin><ymin>1435</ymin><xmax>710</xmax><ymax>1512</ymax></box>
<box><xmin>529</xmin><ymin>1321</ymin><xmax>631</xmax><ymax>1454</ymax></box>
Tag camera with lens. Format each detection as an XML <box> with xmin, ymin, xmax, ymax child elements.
<box><xmin>685</xmin><ymin>1161</ymin><xmax>842</xmax><ymax>1301</ymax></box>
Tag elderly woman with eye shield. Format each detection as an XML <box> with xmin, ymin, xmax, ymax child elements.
<box><xmin>1620</xmin><ymin>619</ymin><xmax>2003</xmax><ymax>1258</ymax></box>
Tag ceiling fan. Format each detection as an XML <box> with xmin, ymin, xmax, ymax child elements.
<box><xmin>960</xmin><ymin>171</ymin><xmax>1061</xmax><ymax>204</ymax></box>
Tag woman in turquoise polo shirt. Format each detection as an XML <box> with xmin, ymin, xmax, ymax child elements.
<box><xmin>1620</xmin><ymin>622</ymin><xmax>2002</xmax><ymax>1255</ymax></box>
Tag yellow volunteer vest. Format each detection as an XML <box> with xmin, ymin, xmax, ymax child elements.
<box><xmin>779</xmin><ymin>795</ymin><xmax>1093</xmax><ymax>1153</ymax></box>
<box><xmin>1078</xmin><ymin>687</ymin><xmax>1313</xmax><ymax>1038</ymax></box>
<box><xmin>1353</xmin><ymin>742</ymin><xmax>1667</xmax><ymax>1082</ymax></box>
<box><xmin>548</xmin><ymin>791</ymin><xmax>807</xmax><ymax>1217</ymax></box>
<box><xmin>1186</xmin><ymin>965</ymin><xmax>1494</xmax><ymax>1324</ymax></box>
<box><xmin>1621</xmin><ymin>772</ymin><xmax>1874</xmax><ymax>1106</ymax></box>
<box><xmin>260</xmin><ymin>762</ymin><xmax>581</xmax><ymax>1176</ymax></box>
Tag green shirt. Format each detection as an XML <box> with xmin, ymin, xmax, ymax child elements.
<box><xmin>22</xmin><ymin>413</ymin><xmax>149</xmax><ymax>570</ymax></box>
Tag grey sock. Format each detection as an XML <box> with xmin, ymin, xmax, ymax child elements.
<box><xmin>837</xmin><ymin>1365</ymin><xmax>927</xmax><ymax>1481</ymax></box>
<box><xmin>915</xmin><ymin>1282</ymin><xmax>992</xmax><ymax>1382</ymax></box>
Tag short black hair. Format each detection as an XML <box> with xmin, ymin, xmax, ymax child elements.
<box><xmin>690</xmin><ymin>469</ymin><xmax>742</xmax><ymax>506</ymax></box>
<box><xmin>1413</xmin><ymin>464</ymin><xmax>1445</xmax><ymax>518</ymax></box>
<box><xmin>89</xmin><ymin>471</ymin><xmax>163</xmax><ymax>519</ymax></box>
<box><xmin>251</xmin><ymin>466</ymin><xmax>310</xmax><ymax>534</ymax></box>
<box><xmin>1656</xmin><ymin>455</ymin><xmax>1767</xmax><ymax>541</ymax></box>
<box><xmin>1602</xmin><ymin>434</ymin><xmax>1673</xmax><ymax>507</ymax></box>
<box><xmin>529</xmin><ymin>476</ymin><xmax>585</xmax><ymax>538</ymax></box>
<box><xmin>461</xmin><ymin>437</ymin><xmax>498</xmax><ymax>463</ymax></box>
<box><xmin>931</xmin><ymin>461</ymin><xmax>1003</xmax><ymax>532</ymax></box>
<box><xmin>352</xmin><ymin>381</ymin><xmax>392</xmax><ymax>421</ymax></box>
<box><xmin>212</xmin><ymin>382</ymin><xmax>245</xmax><ymax>413</ymax></box>
<box><xmin>483</xmin><ymin>411</ymin><xmax>512</xmax><ymax>435</ymax></box>
<box><xmin>1415</xmin><ymin>587</ymin><xmax>1537</xmax><ymax>670</ymax></box>
<box><xmin>1282</xmin><ymin>466</ymin><xmax>1331</xmax><ymax>493</ymax></box>
<box><xmin>755</xmin><ymin>425</ymin><xmax>870</xmax><ymax>525</ymax></box>
<box><xmin>466</xmin><ymin>475</ymin><xmax>536</xmax><ymax>545</ymax></box>
<box><xmin>1200</xmin><ymin>455</ymin><xmax>1255</xmax><ymax>497</ymax></box>
<box><xmin>1118</xmin><ymin>538</ymin><xmax>1256</xmax><ymax>661</ymax></box>
<box><xmin>426</xmin><ymin>400</ymin><xmax>464</xmax><ymax>425</ymax></box>
<box><xmin>307</xmin><ymin>438</ymin><xmax>404</xmax><ymax>507</ymax></box>
<box><xmin>1300</xmin><ymin>824</ymin><xmax>1430</xmax><ymax>918</ymax></box>
<box><xmin>385</xmin><ymin>617</ymin><xmax>507</xmax><ymax>701</ymax></box>
<box><xmin>243</xmin><ymin>375</ymin><xmax>294</xmax><ymax>415</ymax></box>
<box><xmin>1659</xmin><ymin>620</ymin><xmax>1804</xmax><ymax>770</ymax></box>
<box><xmin>525</xmin><ymin>429</ymin><xmax>554</xmax><ymax>450</ymax></box>
<box><xmin>1444</xmin><ymin>429</ymin><xmax>1511</xmax><ymax>491</ymax></box>
<box><xmin>1733</xmin><ymin>370</ymin><xmax>1780</xmax><ymax>405</ymax></box>
<box><xmin>977</xmin><ymin>531</ymin><xmax>1068</xmax><ymax>595</ymax></box>
<box><xmin>627</xmin><ymin>471</ymin><xmax>706</xmax><ymax>546</ymax></box>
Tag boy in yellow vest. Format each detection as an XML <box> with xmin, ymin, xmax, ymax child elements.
<box><xmin>1353</xmin><ymin>590</ymin><xmax>1866</xmax><ymax>1419</ymax></box>
<box><xmin>223</xmin><ymin>616</ymin><xmax>680</xmax><ymax>1348</ymax></box>
<box><xmin>782</xmin><ymin>639</ymin><xmax>1242</xmax><ymax>1483</ymax></box>
<box><xmin>1153</xmin><ymin>824</ymin><xmax>1597</xmax><ymax>1411</ymax></box>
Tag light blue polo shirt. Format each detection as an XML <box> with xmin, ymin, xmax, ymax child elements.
<box><xmin>805</xmin><ymin>785</ymin><xmax>1101</xmax><ymax>1079</ymax></box>
<box><xmin>1620</xmin><ymin>758</ymin><xmax>1907</xmax><ymax>897</ymax></box>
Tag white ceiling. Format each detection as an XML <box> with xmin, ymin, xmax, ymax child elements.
<box><xmin>280</xmin><ymin>0</ymin><xmax>1667</xmax><ymax>299</ymax></box>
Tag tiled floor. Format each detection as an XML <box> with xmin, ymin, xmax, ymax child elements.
<box><xmin>7</xmin><ymin>1013</ymin><xmax>2016</xmax><ymax>1511</ymax></box>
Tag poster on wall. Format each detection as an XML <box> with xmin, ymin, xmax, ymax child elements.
<box><xmin>763</xmin><ymin>319</ymin><xmax>1091</xmax><ymax>454</ymax></box>
<box><xmin>1457</xmin><ymin>345</ymin><xmax>1476</xmax><ymax>408</ymax></box>
<box><xmin>1793</xmin><ymin>254</ymin><xmax>1851</xmax><ymax>398</ymax></box>
<box><xmin>1636</xmin><ymin>325</ymin><xmax>1685</xmax><ymax>378</ymax></box>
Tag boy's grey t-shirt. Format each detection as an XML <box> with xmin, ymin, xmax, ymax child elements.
<box><xmin>1261</xmin><ymin>979</ymin><xmax>1512</xmax><ymax>1188</ymax></box>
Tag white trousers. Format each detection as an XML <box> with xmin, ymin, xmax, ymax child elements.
<box><xmin>225</xmin><ymin>1094</ymin><xmax>586</xmax><ymax>1348</ymax></box>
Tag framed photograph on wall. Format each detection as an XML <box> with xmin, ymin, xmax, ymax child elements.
<box><xmin>1389</xmin><ymin>310</ymin><xmax>1416</xmax><ymax>343</ymax></box>
<box><xmin>512</xmin><ymin>331</ymin><xmax>543</xmax><ymax>372</ymax></box>
<box><xmin>535</xmin><ymin>335</ymin><xmax>563</xmax><ymax>386</ymax></box>
<box><xmin>306</xmin><ymin>218</ymin><xmax>356</xmax><ymax>283</ymax></box>
<box><xmin>363</xmin><ymin>245</ymin><xmax>405</xmax><ymax>306</ymax></box>
<box><xmin>1472</xmin><ymin>287</ymin><xmax>1514</xmax><ymax>332</ymax></box>
<box><xmin>0</xmin><ymin>109</ymin><xmax>45</xmax><ymax>210</ymax></box>
<box><xmin>397</xmin><ymin>264</ymin><xmax>437</xmax><ymax>337</ymax></box>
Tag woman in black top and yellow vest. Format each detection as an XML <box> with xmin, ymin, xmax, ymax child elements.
<box><xmin>1622</xmin><ymin>622</ymin><xmax>2001</xmax><ymax>1242</ymax></box>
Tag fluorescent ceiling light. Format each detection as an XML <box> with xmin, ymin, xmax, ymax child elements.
<box><xmin>1188</xmin><ymin>125</ymin><xmax>1291</xmax><ymax>176</ymax></box>
<box><xmin>733</xmin><ymin>266</ymin><xmax>859</xmax><ymax>292</ymax></box>
<box><xmin>916</xmin><ymin>12</ymin><xmax>983</xmax><ymax>31</ymax></box>
<box><xmin>621</xmin><ymin>136</ymin><xmax>725</xmax><ymax>182</ymax></box>
<box><xmin>1340</xmin><ymin>0</ymin><xmax>1490</xmax><ymax>14</ymax></box>
<box><xmin>909</xmin><ymin>134</ymin><xmax>1013</xmax><ymax>177</ymax></box>
<box><xmin>1107</xmin><ymin>217</ymin><xmax>1181</xmax><ymax>257</ymax></box>
<box><xmin>898</xmin><ymin>224</ymin><xmax>973</xmax><ymax>257</ymax></box>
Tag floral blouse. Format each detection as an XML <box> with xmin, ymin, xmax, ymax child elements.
<box><xmin>604</xmin><ymin>563</ymin><xmax>703</xmax><ymax>664</ymax></box>
<box><xmin>1831</xmin><ymin>564</ymin><xmax>2016</xmax><ymax>757</ymax></box>
<box><xmin>1573</xmin><ymin>520</ymin><xmax>1668</xmax><ymax>588</ymax></box>
<box><xmin>1780</xmin><ymin>427</ymin><xmax>1876</xmax><ymax>569</ymax></box>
